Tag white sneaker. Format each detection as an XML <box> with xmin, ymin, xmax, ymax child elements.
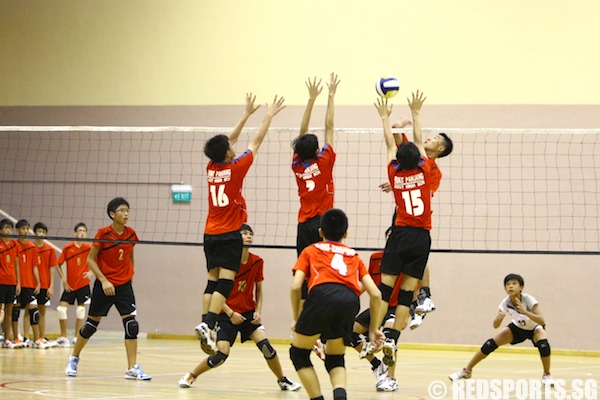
<box><xmin>410</xmin><ymin>313</ymin><xmax>425</xmax><ymax>330</ymax></box>
<box><xmin>372</xmin><ymin>361</ymin><xmax>388</xmax><ymax>382</ymax></box>
<box><xmin>125</xmin><ymin>364</ymin><xmax>152</xmax><ymax>380</ymax></box>
<box><xmin>34</xmin><ymin>338</ymin><xmax>49</xmax><ymax>349</ymax></box>
<box><xmin>194</xmin><ymin>322</ymin><xmax>217</xmax><ymax>355</ymax></box>
<box><xmin>278</xmin><ymin>376</ymin><xmax>301</xmax><ymax>391</ymax></box>
<box><xmin>22</xmin><ymin>338</ymin><xmax>33</xmax><ymax>348</ymax></box>
<box><xmin>71</xmin><ymin>337</ymin><xmax>77</xmax><ymax>346</ymax></box>
<box><xmin>449</xmin><ymin>368</ymin><xmax>472</xmax><ymax>381</ymax></box>
<box><xmin>376</xmin><ymin>376</ymin><xmax>398</xmax><ymax>391</ymax></box>
<box><xmin>382</xmin><ymin>338</ymin><xmax>397</xmax><ymax>367</ymax></box>
<box><xmin>542</xmin><ymin>373</ymin><xmax>556</xmax><ymax>387</ymax></box>
<box><xmin>358</xmin><ymin>341</ymin><xmax>378</xmax><ymax>359</ymax></box>
<box><xmin>312</xmin><ymin>339</ymin><xmax>326</xmax><ymax>361</ymax></box>
<box><xmin>2</xmin><ymin>340</ymin><xmax>20</xmax><ymax>349</ymax></box>
<box><xmin>65</xmin><ymin>356</ymin><xmax>79</xmax><ymax>377</ymax></box>
<box><xmin>56</xmin><ymin>337</ymin><xmax>71</xmax><ymax>347</ymax></box>
<box><xmin>177</xmin><ymin>372</ymin><xmax>195</xmax><ymax>388</ymax></box>
<box><xmin>415</xmin><ymin>297</ymin><xmax>436</xmax><ymax>314</ymax></box>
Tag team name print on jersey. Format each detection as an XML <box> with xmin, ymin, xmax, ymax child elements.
<box><xmin>314</xmin><ymin>242</ymin><xmax>356</xmax><ymax>257</ymax></box>
<box><xmin>394</xmin><ymin>172</ymin><xmax>425</xmax><ymax>190</ymax></box>
<box><xmin>207</xmin><ymin>169</ymin><xmax>232</xmax><ymax>184</ymax></box>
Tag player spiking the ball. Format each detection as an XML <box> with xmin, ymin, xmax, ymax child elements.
<box><xmin>196</xmin><ymin>93</ymin><xmax>286</xmax><ymax>355</ymax></box>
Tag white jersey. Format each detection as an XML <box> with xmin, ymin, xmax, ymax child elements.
<box><xmin>499</xmin><ymin>293</ymin><xmax>539</xmax><ymax>331</ymax></box>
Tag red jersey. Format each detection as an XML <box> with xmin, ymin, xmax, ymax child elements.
<box><xmin>293</xmin><ymin>241</ymin><xmax>368</xmax><ymax>297</ymax></box>
<box><xmin>16</xmin><ymin>241</ymin><xmax>39</xmax><ymax>289</ymax></box>
<box><xmin>0</xmin><ymin>240</ymin><xmax>19</xmax><ymax>285</ymax></box>
<box><xmin>58</xmin><ymin>242</ymin><xmax>91</xmax><ymax>291</ymax></box>
<box><xmin>292</xmin><ymin>144</ymin><xmax>336</xmax><ymax>222</ymax></box>
<box><xmin>225</xmin><ymin>253</ymin><xmax>264</xmax><ymax>314</ymax></box>
<box><xmin>388</xmin><ymin>158</ymin><xmax>433</xmax><ymax>230</ymax></box>
<box><xmin>205</xmin><ymin>150</ymin><xmax>254</xmax><ymax>235</ymax></box>
<box><xmin>399</xmin><ymin>134</ymin><xmax>442</xmax><ymax>195</ymax></box>
<box><xmin>36</xmin><ymin>242</ymin><xmax>58</xmax><ymax>289</ymax></box>
<box><xmin>368</xmin><ymin>252</ymin><xmax>401</xmax><ymax>308</ymax></box>
<box><xmin>93</xmin><ymin>225</ymin><xmax>138</xmax><ymax>286</ymax></box>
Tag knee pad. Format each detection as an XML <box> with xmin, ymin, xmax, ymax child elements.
<box><xmin>123</xmin><ymin>315</ymin><xmax>139</xmax><ymax>339</ymax></box>
<box><xmin>207</xmin><ymin>350</ymin><xmax>228</xmax><ymax>368</ymax></box>
<box><xmin>536</xmin><ymin>339</ymin><xmax>551</xmax><ymax>357</ymax></box>
<box><xmin>324</xmin><ymin>354</ymin><xmax>345</xmax><ymax>372</ymax></box>
<box><xmin>215</xmin><ymin>278</ymin><xmax>234</xmax><ymax>298</ymax></box>
<box><xmin>76</xmin><ymin>305</ymin><xmax>86</xmax><ymax>320</ymax></box>
<box><xmin>378</xmin><ymin>283</ymin><xmax>393</xmax><ymax>303</ymax></box>
<box><xmin>397</xmin><ymin>290</ymin><xmax>414</xmax><ymax>307</ymax></box>
<box><xmin>80</xmin><ymin>318</ymin><xmax>100</xmax><ymax>339</ymax></box>
<box><xmin>204</xmin><ymin>280</ymin><xmax>217</xmax><ymax>294</ymax></box>
<box><xmin>257</xmin><ymin>339</ymin><xmax>277</xmax><ymax>360</ymax></box>
<box><xmin>481</xmin><ymin>338</ymin><xmax>498</xmax><ymax>355</ymax></box>
<box><xmin>57</xmin><ymin>305</ymin><xmax>68</xmax><ymax>320</ymax></box>
<box><xmin>349</xmin><ymin>332</ymin><xmax>363</xmax><ymax>348</ymax></box>
<box><xmin>12</xmin><ymin>308</ymin><xmax>20</xmax><ymax>322</ymax></box>
<box><xmin>28</xmin><ymin>308</ymin><xmax>40</xmax><ymax>325</ymax></box>
<box><xmin>289</xmin><ymin>345</ymin><xmax>313</xmax><ymax>371</ymax></box>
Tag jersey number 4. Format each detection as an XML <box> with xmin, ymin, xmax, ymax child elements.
<box><xmin>331</xmin><ymin>253</ymin><xmax>348</xmax><ymax>276</ymax></box>
<box><xmin>401</xmin><ymin>189</ymin><xmax>424</xmax><ymax>216</ymax></box>
<box><xmin>210</xmin><ymin>184</ymin><xmax>230</xmax><ymax>207</ymax></box>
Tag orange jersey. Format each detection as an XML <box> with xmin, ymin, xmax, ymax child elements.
<box><xmin>0</xmin><ymin>240</ymin><xmax>19</xmax><ymax>285</ymax></box>
<box><xmin>293</xmin><ymin>241</ymin><xmax>368</xmax><ymax>297</ymax></box>
<box><xmin>388</xmin><ymin>157</ymin><xmax>433</xmax><ymax>230</ymax></box>
<box><xmin>368</xmin><ymin>252</ymin><xmax>401</xmax><ymax>307</ymax></box>
<box><xmin>16</xmin><ymin>241</ymin><xmax>39</xmax><ymax>289</ymax></box>
<box><xmin>36</xmin><ymin>242</ymin><xmax>58</xmax><ymax>289</ymax></box>
<box><xmin>292</xmin><ymin>144</ymin><xmax>336</xmax><ymax>222</ymax></box>
<box><xmin>205</xmin><ymin>150</ymin><xmax>254</xmax><ymax>235</ymax></box>
<box><xmin>226</xmin><ymin>252</ymin><xmax>264</xmax><ymax>314</ymax></box>
<box><xmin>93</xmin><ymin>225</ymin><xmax>138</xmax><ymax>286</ymax></box>
<box><xmin>58</xmin><ymin>242</ymin><xmax>91</xmax><ymax>291</ymax></box>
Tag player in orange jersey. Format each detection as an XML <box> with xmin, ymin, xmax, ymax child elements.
<box><xmin>65</xmin><ymin>198</ymin><xmax>151</xmax><ymax>380</ymax></box>
<box><xmin>0</xmin><ymin>219</ymin><xmax>21</xmax><ymax>348</ymax></box>
<box><xmin>55</xmin><ymin>222</ymin><xmax>92</xmax><ymax>347</ymax></box>
<box><xmin>178</xmin><ymin>224</ymin><xmax>301</xmax><ymax>392</ymax></box>
<box><xmin>290</xmin><ymin>208</ymin><xmax>384</xmax><ymax>400</ymax></box>
<box><xmin>32</xmin><ymin>222</ymin><xmax>59</xmax><ymax>345</ymax></box>
<box><xmin>196</xmin><ymin>94</ymin><xmax>285</xmax><ymax>356</ymax></box>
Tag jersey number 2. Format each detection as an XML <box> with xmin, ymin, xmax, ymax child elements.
<box><xmin>210</xmin><ymin>184</ymin><xmax>230</xmax><ymax>207</ymax></box>
<box><xmin>401</xmin><ymin>189</ymin><xmax>424</xmax><ymax>216</ymax></box>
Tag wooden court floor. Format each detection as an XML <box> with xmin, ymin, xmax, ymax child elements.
<box><xmin>0</xmin><ymin>335</ymin><xmax>598</xmax><ymax>400</ymax></box>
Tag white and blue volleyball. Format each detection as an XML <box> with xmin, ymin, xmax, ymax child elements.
<box><xmin>375</xmin><ymin>76</ymin><xmax>400</xmax><ymax>98</ymax></box>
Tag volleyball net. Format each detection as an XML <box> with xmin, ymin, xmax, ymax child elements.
<box><xmin>0</xmin><ymin>126</ymin><xmax>598</xmax><ymax>254</ymax></box>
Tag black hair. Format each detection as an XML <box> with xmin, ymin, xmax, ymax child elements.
<box><xmin>292</xmin><ymin>134</ymin><xmax>319</xmax><ymax>161</ymax></box>
<box><xmin>396</xmin><ymin>142</ymin><xmax>421</xmax><ymax>170</ymax></box>
<box><xmin>240</xmin><ymin>223</ymin><xmax>253</xmax><ymax>234</ymax></box>
<box><xmin>107</xmin><ymin>197</ymin><xmax>130</xmax><ymax>219</ymax></box>
<box><xmin>33</xmin><ymin>222</ymin><xmax>48</xmax><ymax>233</ymax></box>
<box><xmin>438</xmin><ymin>132</ymin><xmax>454</xmax><ymax>158</ymax></box>
<box><xmin>0</xmin><ymin>219</ymin><xmax>13</xmax><ymax>229</ymax></box>
<box><xmin>15</xmin><ymin>219</ymin><xmax>30</xmax><ymax>229</ymax></box>
<box><xmin>204</xmin><ymin>134</ymin><xmax>230</xmax><ymax>162</ymax></box>
<box><xmin>74</xmin><ymin>222</ymin><xmax>87</xmax><ymax>231</ymax></box>
<box><xmin>504</xmin><ymin>273</ymin><xmax>524</xmax><ymax>287</ymax></box>
<box><xmin>320</xmin><ymin>208</ymin><xmax>348</xmax><ymax>242</ymax></box>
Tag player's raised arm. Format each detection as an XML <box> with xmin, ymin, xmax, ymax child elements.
<box><xmin>324</xmin><ymin>72</ymin><xmax>340</xmax><ymax>147</ymax></box>
<box><xmin>229</xmin><ymin>93</ymin><xmax>260</xmax><ymax>146</ymax></box>
<box><xmin>374</xmin><ymin>97</ymin><xmax>396</xmax><ymax>162</ymax></box>
<box><xmin>407</xmin><ymin>90</ymin><xmax>427</xmax><ymax>158</ymax></box>
<box><xmin>299</xmin><ymin>77</ymin><xmax>322</xmax><ymax>136</ymax></box>
<box><xmin>248</xmin><ymin>95</ymin><xmax>286</xmax><ymax>154</ymax></box>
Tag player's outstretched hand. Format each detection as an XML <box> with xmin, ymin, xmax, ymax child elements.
<box><xmin>327</xmin><ymin>72</ymin><xmax>340</xmax><ymax>95</ymax></box>
<box><xmin>244</xmin><ymin>92</ymin><xmax>260</xmax><ymax>116</ymax></box>
<box><xmin>408</xmin><ymin>90</ymin><xmax>426</xmax><ymax>113</ymax></box>
<box><xmin>305</xmin><ymin>76</ymin><xmax>323</xmax><ymax>100</ymax></box>
<box><xmin>379</xmin><ymin>182</ymin><xmax>392</xmax><ymax>193</ymax></box>
<box><xmin>374</xmin><ymin>97</ymin><xmax>392</xmax><ymax>119</ymax></box>
<box><xmin>266</xmin><ymin>95</ymin><xmax>286</xmax><ymax>117</ymax></box>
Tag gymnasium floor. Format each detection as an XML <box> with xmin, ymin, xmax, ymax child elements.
<box><xmin>0</xmin><ymin>335</ymin><xmax>597</xmax><ymax>399</ymax></box>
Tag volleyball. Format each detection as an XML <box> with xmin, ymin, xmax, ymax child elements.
<box><xmin>376</xmin><ymin>76</ymin><xmax>400</xmax><ymax>98</ymax></box>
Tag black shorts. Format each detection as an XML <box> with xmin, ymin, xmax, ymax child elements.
<box><xmin>88</xmin><ymin>280</ymin><xmax>136</xmax><ymax>317</ymax></box>
<box><xmin>296</xmin><ymin>216</ymin><xmax>322</xmax><ymax>256</ymax></box>
<box><xmin>35</xmin><ymin>288</ymin><xmax>50</xmax><ymax>306</ymax></box>
<box><xmin>354</xmin><ymin>306</ymin><xmax>396</xmax><ymax>330</ymax></box>
<box><xmin>508</xmin><ymin>322</ymin><xmax>540</xmax><ymax>345</ymax></box>
<box><xmin>60</xmin><ymin>285</ymin><xmax>91</xmax><ymax>305</ymax></box>
<box><xmin>217</xmin><ymin>310</ymin><xmax>262</xmax><ymax>345</ymax></box>
<box><xmin>16</xmin><ymin>287</ymin><xmax>37</xmax><ymax>306</ymax></box>
<box><xmin>204</xmin><ymin>231</ymin><xmax>243</xmax><ymax>272</ymax></box>
<box><xmin>296</xmin><ymin>283</ymin><xmax>360</xmax><ymax>342</ymax></box>
<box><xmin>380</xmin><ymin>226</ymin><xmax>431</xmax><ymax>280</ymax></box>
<box><xmin>0</xmin><ymin>284</ymin><xmax>16</xmax><ymax>304</ymax></box>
